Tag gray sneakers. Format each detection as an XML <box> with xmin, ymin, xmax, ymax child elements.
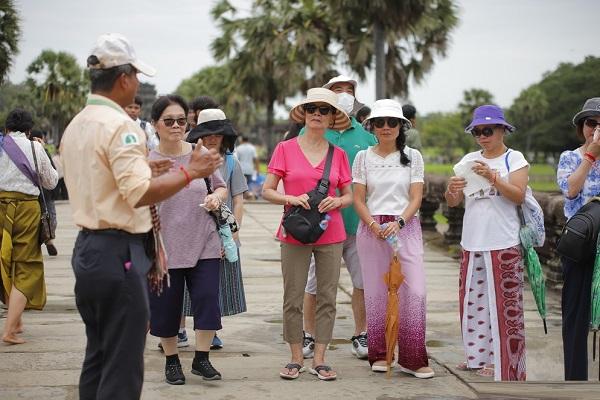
<box><xmin>302</xmin><ymin>331</ymin><xmax>315</xmax><ymax>359</ymax></box>
<box><xmin>351</xmin><ymin>331</ymin><xmax>368</xmax><ymax>359</ymax></box>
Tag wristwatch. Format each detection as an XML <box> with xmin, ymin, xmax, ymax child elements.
<box><xmin>395</xmin><ymin>216</ymin><xmax>406</xmax><ymax>229</ymax></box>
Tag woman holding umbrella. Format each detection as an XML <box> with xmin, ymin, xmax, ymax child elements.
<box><xmin>353</xmin><ymin>99</ymin><xmax>434</xmax><ymax>378</ymax></box>
<box><xmin>556</xmin><ymin>97</ymin><xmax>600</xmax><ymax>381</ymax></box>
<box><xmin>445</xmin><ymin>105</ymin><xmax>529</xmax><ymax>381</ymax></box>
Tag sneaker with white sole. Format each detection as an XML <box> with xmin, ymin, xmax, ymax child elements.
<box><xmin>351</xmin><ymin>331</ymin><xmax>368</xmax><ymax>359</ymax></box>
<box><xmin>177</xmin><ymin>330</ymin><xmax>189</xmax><ymax>348</ymax></box>
<box><xmin>399</xmin><ymin>365</ymin><xmax>435</xmax><ymax>379</ymax></box>
<box><xmin>371</xmin><ymin>361</ymin><xmax>393</xmax><ymax>372</ymax></box>
<box><xmin>303</xmin><ymin>331</ymin><xmax>315</xmax><ymax>359</ymax></box>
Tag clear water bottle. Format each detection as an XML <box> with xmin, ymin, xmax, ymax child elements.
<box><xmin>319</xmin><ymin>214</ymin><xmax>331</xmax><ymax>230</ymax></box>
<box><xmin>380</xmin><ymin>223</ymin><xmax>398</xmax><ymax>249</ymax></box>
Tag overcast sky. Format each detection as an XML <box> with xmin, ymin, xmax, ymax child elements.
<box><xmin>7</xmin><ymin>0</ymin><xmax>600</xmax><ymax>115</ymax></box>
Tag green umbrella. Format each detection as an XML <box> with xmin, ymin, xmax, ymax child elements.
<box><xmin>589</xmin><ymin>232</ymin><xmax>600</xmax><ymax>375</ymax></box>
<box><xmin>518</xmin><ymin>207</ymin><xmax>547</xmax><ymax>334</ymax></box>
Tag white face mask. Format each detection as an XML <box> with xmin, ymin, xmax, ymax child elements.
<box><xmin>336</xmin><ymin>92</ymin><xmax>355</xmax><ymax>115</ymax></box>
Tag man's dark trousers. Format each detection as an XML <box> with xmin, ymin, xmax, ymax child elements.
<box><xmin>562</xmin><ymin>256</ymin><xmax>594</xmax><ymax>380</ymax></box>
<box><xmin>72</xmin><ymin>229</ymin><xmax>151</xmax><ymax>399</ymax></box>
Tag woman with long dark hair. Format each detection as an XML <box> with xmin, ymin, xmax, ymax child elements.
<box><xmin>352</xmin><ymin>99</ymin><xmax>433</xmax><ymax>378</ymax></box>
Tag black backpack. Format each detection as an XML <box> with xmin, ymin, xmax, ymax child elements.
<box><xmin>556</xmin><ymin>198</ymin><xmax>600</xmax><ymax>263</ymax></box>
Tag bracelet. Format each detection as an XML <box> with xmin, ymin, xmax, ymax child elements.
<box><xmin>584</xmin><ymin>152</ymin><xmax>597</xmax><ymax>162</ymax></box>
<box><xmin>368</xmin><ymin>220</ymin><xmax>377</xmax><ymax>229</ymax></box>
<box><xmin>179</xmin><ymin>166</ymin><xmax>191</xmax><ymax>187</ymax></box>
<box><xmin>491</xmin><ymin>172</ymin><xmax>498</xmax><ymax>186</ymax></box>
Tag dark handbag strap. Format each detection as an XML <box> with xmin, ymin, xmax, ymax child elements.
<box><xmin>30</xmin><ymin>141</ymin><xmax>49</xmax><ymax>213</ymax></box>
<box><xmin>204</xmin><ymin>177</ymin><xmax>213</xmax><ymax>194</ymax></box>
<box><xmin>315</xmin><ymin>144</ymin><xmax>335</xmax><ymax>195</ymax></box>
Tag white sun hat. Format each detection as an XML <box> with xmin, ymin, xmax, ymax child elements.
<box><xmin>363</xmin><ymin>99</ymin><xmax>412</xmax><ymax>128</ymax></box>
<box><xmin>88</xmin><ymin>33</ymin><xmax>156</xmax><ymax>77</ymax></box>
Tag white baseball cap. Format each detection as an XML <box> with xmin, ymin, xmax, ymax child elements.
<box><xmin>88</xmin><ymin>33</ymin><xmax>156</xmax><ymax>77</ymax></box>
<box><xmin>322</xmin><ymin>75</ymin><xmax>358</xmax><ymax>91</ymax></box>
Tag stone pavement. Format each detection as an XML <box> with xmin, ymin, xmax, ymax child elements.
<box><xmin>1</xmin><ymin>201</ymin><xmax>600</xmax><ymax>399</ymax></box>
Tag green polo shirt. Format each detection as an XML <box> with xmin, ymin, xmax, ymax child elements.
<box><xmin>299</xmin><ymin>117</ymin><xmax>377</xmax><ymax>235</ymax></box>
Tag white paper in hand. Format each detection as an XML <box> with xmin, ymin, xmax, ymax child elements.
<box><xmin>453</xmin><ymin>160</ymin><xmax>491</xmax><ymax>196</ymax></box>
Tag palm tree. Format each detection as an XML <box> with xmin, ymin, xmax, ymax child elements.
<box><xmin>328</xmin><ymin>0</ymin><xmax>459</xmax><ymax>98</ymax></box>
<box><xmin>0</xmin><ymin>0</ymin><xmax>21</xmax><ymax>84</ymax></box>
<box><xmin>176</xmin><ymin>64</ymin><xmax>262</xmax><ymax>130</ymax></box>
<box><xmin>458</xmin><ymin>88</ymin><xmax>495</xmax><ymax>126</ymax></box>
<box><xmin>26</xmin><ymin>50</ymin><xmax>87</xmax><ymax>143</ymax></box>
<box><xmin>211</xmin><ymin>0</ymin><xmax>335</xmax><ymax>154</ymax></box>
<box><xmin>508</xmin><ymin>87</ymin><xmax>549</xmax><ymax>157</ymax></box>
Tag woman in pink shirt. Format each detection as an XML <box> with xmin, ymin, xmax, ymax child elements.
<box><xmin>262</xmin><ymin>88</ymin><xmax>352</xmax><ymax>381</ymax></box>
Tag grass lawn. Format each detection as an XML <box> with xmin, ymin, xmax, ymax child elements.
<box><xmin>259</xmin><ymin>163</ymin><xmax>559</xmax><ymax>192</ymax></box>
<box><xmin>426</xmin><ymin>163</ymin><xmax>558</xmax><ymax>192</ymax></box>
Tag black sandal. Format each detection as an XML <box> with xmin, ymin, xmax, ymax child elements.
<box><xmin>279</xmin><ymin>363</ymin><xmax>305</xmax><ymax>380</ymax></box>
<box><xmin>309</xmin><ymin>365</ymin><xmax>337</xmax><ymax>381</ymax></box>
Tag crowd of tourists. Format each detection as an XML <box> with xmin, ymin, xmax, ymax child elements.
<box><xmin>1</xmin><ymin>33</ymin><xmax>599</xmax><ymax>399</ymax></box>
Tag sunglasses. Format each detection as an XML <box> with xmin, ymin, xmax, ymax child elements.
<box><xmin>302</xmin><ymin>103</ymin><xmax>336</xmax><ymax>115</ymax></box>
<box><xmin>160</xmin><ymin>117</ymin><xmax>187</xmax><ymax>127</ymax></box>
<box><xmin>372</xmin><ymin>117</ymin><xmax>400</xmax><ymax>129</ymax></box>
<box><xmin>584</xmin><ymin>119</ymin><xmax>600</xmax><ymax>129</ymax></box>
<box><xmin>471</xmin><ymin>127</ymin><xmax>496</xmax><ymax>137</ymax></box>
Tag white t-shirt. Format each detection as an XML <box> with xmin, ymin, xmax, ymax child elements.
<box><xmin>235</xmin><ymin>142</ymin><xmax>257</xmax><ymax>175</ymax></box>
<box><xmin>460</xmin><ymin>149</ymin><xmax>529</xmax><ymax>251</ymax></box>
<box><xmin>352</xmin><ymin>146</ymin><xmax>424</xmax><ymax>216</ymax></box>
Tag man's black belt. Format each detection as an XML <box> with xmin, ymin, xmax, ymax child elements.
<box><xmin>81</xmin><ymin>228</ymin><xmax>149</xmax><ymax>240</ymax></box>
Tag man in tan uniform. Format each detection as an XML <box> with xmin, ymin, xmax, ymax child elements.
<box><xmin>60</xmin><ymin>33</ymin><xmax>222</xmax><ymax>400</ymax></box>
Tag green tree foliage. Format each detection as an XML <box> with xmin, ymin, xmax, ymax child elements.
<box><xmin>457</xmin><ymin>88</ymin><xmax>495</xmax><ymax>126</ymax></box>
<box><xmin>26</xmin><ymin>50</ymin><xmax>87</xmax><ymax>143</ymax></box>
<box><xmin>506</xmin><ymin>87</ymin><xmax>548</xmax><ymax>158</ymax></box>
<box><xmin>328</xmin><ymin>0</ymin><xmax>459</xmax><ymax>98</ymax></box>
<box><xmin>211</xmin><ymin>0</ymin><xmax>336</xmax><ymax>153</ymax></box>
<box><xmin>176</xmin><ymin>65</ymin><xmax>261</xmax><ymax>129</ymax></box>
<box><xmin>507</xmin><ymin>56</ymin><xmax>600</xmax><ymax>157</ymax></box>
<box><xmin>0</xmin><ymin>0</ymin><xmax>21</xmax><ymax>84</ymax></box>
<box><xmin>0</xmin><ymin>81</ymin><xmax>39</xmax><ymax>129</ymax></box>
<box><xmin>421</xmin><ymin>111</ymin><xmax>473</xmax><ymax>163</ymax></box>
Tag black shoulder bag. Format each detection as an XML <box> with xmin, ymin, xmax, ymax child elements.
<box><xmin>30</xmin><ymin>142</ymin><xmax>54</xmax><ymax>244</ymax></box>
<box><xmin>282</xmin><ymin>144</ymin><xmax>334</xmax><ymax>244</ymax></box>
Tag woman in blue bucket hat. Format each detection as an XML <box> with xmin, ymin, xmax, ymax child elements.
<box><xmin>445</xmin><ymin>105</ymin><xmax>529</xmax><ymax>381</ymax></box>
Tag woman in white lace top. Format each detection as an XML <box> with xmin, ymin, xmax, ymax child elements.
<box><xmin>352</xmin><ymin>99</ymin><xmax>433</xmax><ymax>379</ymax></box>
<box><xmin>0</xmin><ymin>109</ymin><xmax>57</xmax><ymax>344</ymax></box>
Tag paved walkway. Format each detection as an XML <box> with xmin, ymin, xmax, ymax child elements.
<box><xmin>1</xmin><ymin>201</ymin><xmax>599</xmax><ymax>399</ymax></box>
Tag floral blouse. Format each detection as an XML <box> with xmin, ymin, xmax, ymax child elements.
<box><xmin>557</xmin><ymin>149</ymin><xmax>600</xmax><ymax>219</ymax></box>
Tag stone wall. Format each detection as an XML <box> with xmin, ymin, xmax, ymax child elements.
<box><xmin>421</xmin><ymin>175</ymin><xmax>566</xmax><ymax>287</ymax></box>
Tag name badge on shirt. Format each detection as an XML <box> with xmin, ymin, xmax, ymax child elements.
<box><xmin>121</xmin><ymin>132</ymin><xmax>140</xmax><ymax>146</ymax></box>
